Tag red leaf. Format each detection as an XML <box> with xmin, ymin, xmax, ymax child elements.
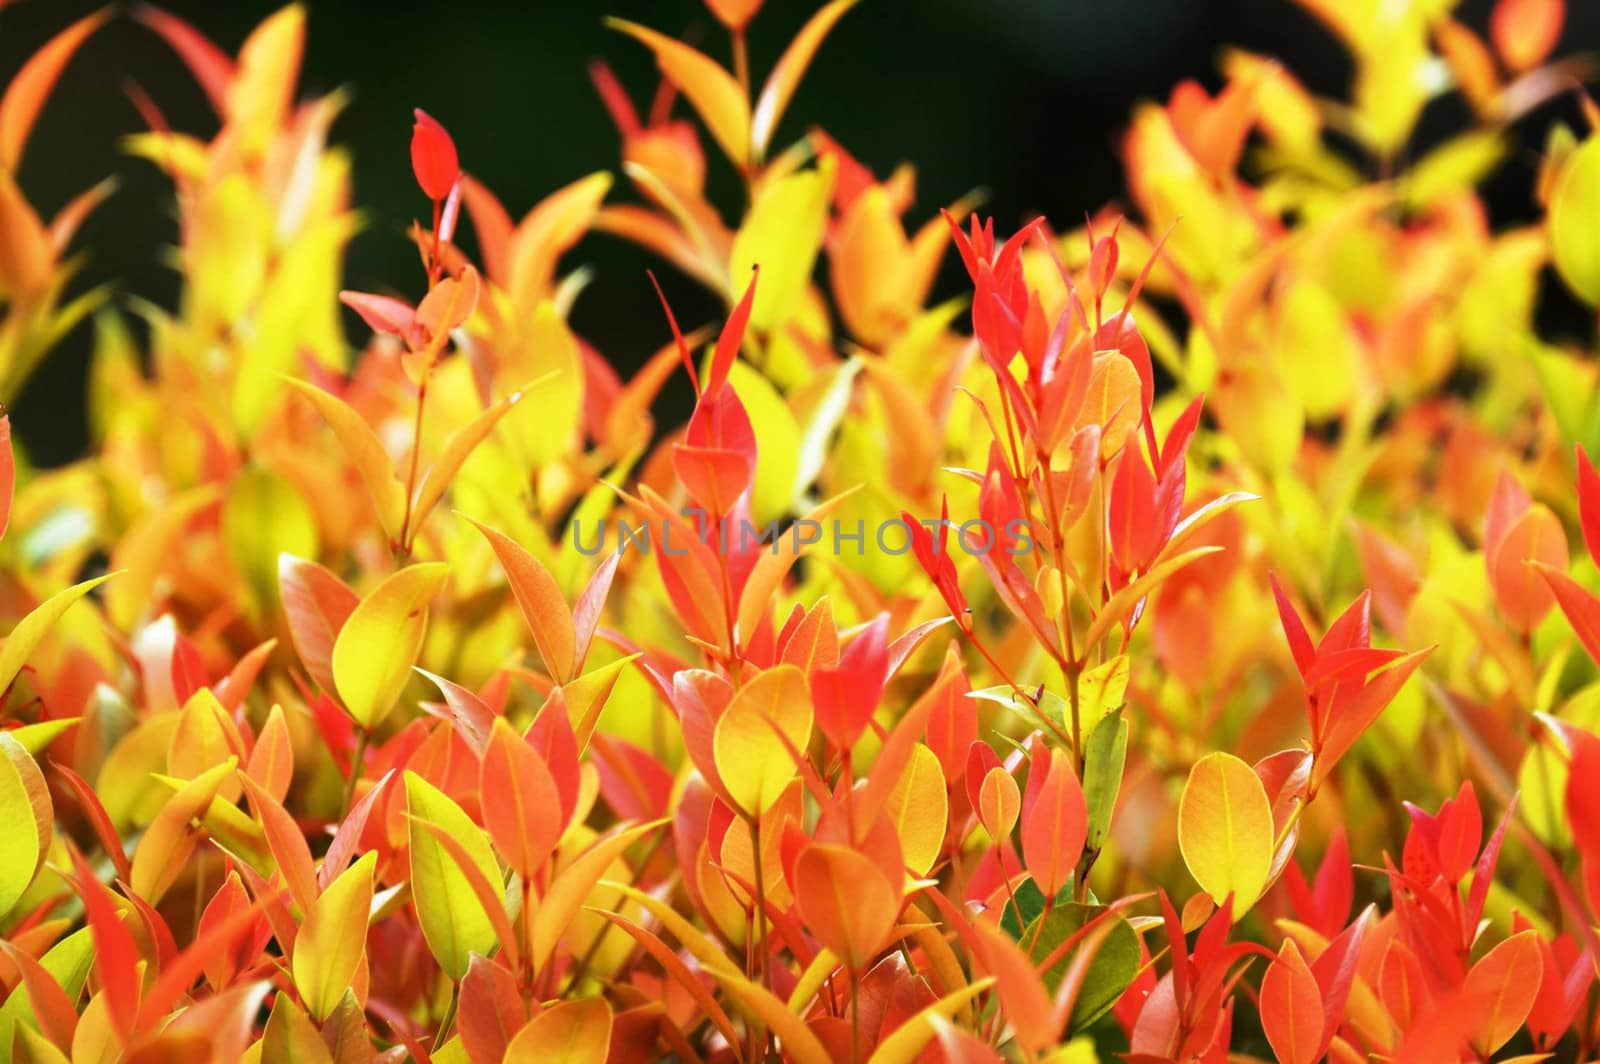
<box><xmin>133</xmin><ymin>5</ymin><xmax>234</xmax><ymax>116</ymax></box>
<box><xmin>0</xmin><ymin>414</ymin><xmax>13</xmax><ymax>542</ymax></box>
<box><xmin>69</xmin><ymin>847</ymin><xmax>141</xmax><ymax>1037</ymax></box>
<box><xmin>708</xmin><ymin>266</ymin><xmax>758</xmax><ymax>396</ymax></box>
<box><xmin>411</xmin><ymin>108</ymin><xmax>459</xmax><ymax>201</ymax></box>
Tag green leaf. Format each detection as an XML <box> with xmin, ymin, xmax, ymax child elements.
<box><xmin>1083</xmin><ymin>708</ymin><xmax>1129</xmax><ymax>853</ymax></box>
<box><xmin>1021</xmin><ymin>902</ymin><xmax>1139</xmax><ymax>1031</ymax></box>
<box><xmin>405</xmin><ymin>772</ymin><xmax>503</xmax><ymax>980</ymax></box>
<box><xmin>969</xmin><ymin>685</ymin><xmax>1068</xmax><ymax>726</ymax></box>
<box><xmin>1000</xmin><ymin>878</ymin><xmax>1067</xmax><ymax>940</ymax></box>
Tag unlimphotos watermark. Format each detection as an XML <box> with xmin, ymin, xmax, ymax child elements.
<box><xmin>570</xmin><ymin>511</ymin><xmax>1037</xmax><ymax>558</ymax></box>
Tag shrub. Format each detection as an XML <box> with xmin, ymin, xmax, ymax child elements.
<box><xmin>0</xmin><ymin>0</ymin><xmax>1596</xmax><ymax>1060</ymax></box>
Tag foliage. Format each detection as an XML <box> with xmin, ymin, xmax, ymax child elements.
<box><xmin>0</xmin><ymin>0</ymin><xmax>1596</xmax><ymax>1060</ymax></box>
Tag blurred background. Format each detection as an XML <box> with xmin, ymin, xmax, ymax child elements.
<box><xmin>2</xmin><ymin>0</ymin><xmax>1597</xmax><ymax>465</ymax></box>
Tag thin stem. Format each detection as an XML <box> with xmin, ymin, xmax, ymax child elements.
<box><xmin>965</xmin><ymin>627</ymin><xmax>1074</xmax><ymax>748</ymax></box>
<box><xmin>342</xmin><ymin>727</ymin><xmax>370</xmax><ymax>816</ymax></box>
<box><xmin>849</xmin><ymin>971</ymin><xmax>860</xmax><ymax>1064</ymax></box>
<box><xmin>748</xmin><ymin>815</ymin><xmax>772</xmax><ymax>1061</ymax></box>
<box><xmin>567</xmin><ymin>830</ymin><xmax>669</xmax><ymax>992</ymax></box>
<box><xmin>732</xmin><ymin>30</ymin><xmax>750</xmax><ymax>96</ymax></box>
<box><xmin>398</xmin><ymin>372</ymin><xmax>431</xmax><ymax>557</ymax></box>
<box><xmin>432</xmin><ymin>981</ymin><xmax>459</xmax><ymax>1051</ymax></box>
<box><xmin>428</xmin><ymin>199</ymin><xmax>443</xmax><ymax>286</ymax></box>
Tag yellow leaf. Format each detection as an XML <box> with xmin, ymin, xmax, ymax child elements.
<box><xmin>293</xmin><ymin>852</ymin><xmax>374</xmax><ymax>1022</ymax></box>
<box><xmin>832</xmin><ymin>186</ymin><xmax>912</xmax><ymax>346</ymax></box>
<box><xmin>708</xmin><ymin>967</ymin><xmax>835</xmax><ymax>1064</ymax></box>
<box><xmin>501</xmin><ymin>303</ymin><xmax>583</xmax><ymax>470</ymax></box>
<box><xmin>529</xmin><ymin>820</ymin><xmax>663</xmax><ymax>977</ymax></box>
<box><xmin>223</xmin><ymin>466</ymin><xmax>318</xmax><ymax>616</ymax></box>
<box><xmin>106</xmin><ymin>488</ymin><xmax>215</xmax><ymax>631</ymax></box>
<box><xmin>261</xmin><ymin>992</ymin><xmax>333</xmax><ymax>1064</ymax></box>
<box><xmin>884</xmin><ymin>744</ymin><xmax>947</xmax><ymax>877</ymax></box>
<box><xmin>1551</xmin><ymin>135</ymin><xmax>1600</xmax><ymax>306</ymax></box>
<box><xmin>0</xmin><ymin>734</ymin><xmax>50</xmax><ymax>919</ymax></box>
<box><xmin>504</xmin><ymin>998</ymin><xmax>612</xmax><ymax>1061</ymax></box>
<box><xmin>410</xmin><ymin>383</ymin><xmax>539</xmax><ymax>549</ymax></box>
<box><xmin>405</xmin><ymin>772</ymin><xmax>501</xmax><ymax>980</ymax></box>
<box><xmin>0</xmin><ymin>572</ymin><xmax>117</xmax><ymax>696</ymax></box>
<box><xmin>225</xmin><ymin>3</ymin><xmax>303</xmax><ymax>159</ymax></box>
<box><xmin>558</xmin><ymin>654</ymin><xmax>638</xmax><ymax>753</ymax></box>
<box><xmin>606</xmin><ymin>19</ymin><xmax>750</xmax><ymax>167</ymax></box>
<box><xmin>168</xmin><ymin>689</ymin><xmax>245</xmax><ymax>802</ymax></box>
<box><xmin>1177</xmin><ymin>752</ymin><xmax>1274</xmax><ymax>912</ymax></box>
<box><xmin>713</xmin><ymin>664</ymin><xmax>812</xmax><ymax>816</ymax></box>
<box><xmin>1274</xmin><ymin>279</ymin><xmax>1359</xmax><ymax>421</ymax></box>
<box><xmin>727</xmin><ymin>361</ymin><xmax>800</xmax><ymax>524</ymax></box>
<box><xmin>331</xmin><ymin>563</ymin><xmax>449</xmax><ymax>729</ymax></box>
<box><xmin>129</xmin><ymin>757</ymin><xmax>237</xmax><ymax>904</ymax></box>
<box><xmin>863</xmin><ymin>979</ymin><xmax>994</xmax><ymax>1064</ymax></box>
<box><xmin>1078</xmin><ymin>655</ymin><xmax>1130</xmax><ymax>730</ymax></box>
<box><xmin>729</xmin><ymin>163</ymin><xmax>832</xmax><ymax>331</ymax></box>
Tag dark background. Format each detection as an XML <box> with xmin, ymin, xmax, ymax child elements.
<box><xmin>2</xmin><ymin>0</ymin><xmax>1595</xmax><ymax>465</ymax></box>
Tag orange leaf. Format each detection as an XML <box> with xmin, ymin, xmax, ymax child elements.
<box><xmin>969</xmin><ymin>918</ymin><xmax>1058</xmax><ymax>1053</ymax></box>
<box><xmin>1488</xmin><ymin>504</ymin><xmax>1568</xmax><ymax>634</ymax></box>
<box><xmin>751</xmin><ymin>0</ymin><xmax>859</xmax><ymax>158</ymax></box>
<box><xmin>237</xmin><ymin>770</ymin><xmax>319</xmax><ymax>915</ymax></box>
<box><xmin>1261</xmin><ymin>940</ymin><xmax>1325</xmax><ymax>1064</ymax></box>
<box><xmin>1020</xmin><ymin>746</ymin><xmax>1088</xmax><ymax>899</ymax></box>
<box><xmin>480</xmin><ymin>717</ymin><xmax>562</xmax><ymax>877</ymax></box>
<box><xmin>503</xmin><ymin>994</ymin><xmax>613</xmax><ymax>1060</ymax></box>
<box><xmin>528</xmin><ymin>819</ymin><xmax>664</xmax><ymax>976</ymax></box>
<box><xmin>792</xmin><ymin>843</ymin><xmax>899</xmax><ymax>971</ymax></box>
<box><xmin>465</xmin><ymin>516</ymin><xmax>576</xmax><ymax>683</ymax></box>
<box><xmin>1534</xmin><ymin>562</ymin><xmax>1600</xmax><ymax>664</ymax></box>
<box><xmin>284</xmin><ymin>378</ymin><xmax>407</xmax><ymax>542</ymax></box>
<box><xmin>69</xmin><ymin>847</ymin><xmax>141</xmax><ymax>1038</ymax></box>
<box><xmin>1491</xmin><ymin>0</ymin><xmax>1564</xmax><ymax>72</ymax></box>
<box><xmin>459</xmin><ymin>955</ymin><xmax>526</xmax><ymax>1064</ymax></box>
<box><xmin>0</xmin><ymin>9</ymin><xmax>107</xmax><ymax>170</ymax></box>
<box><xmin>1463</xmin><ymin>930</ymin><xmax>1545</xmax><ymax>1055</ymax></box>
<box><xmin>244</xmin><ymin>704</ymin><xmax>294</xmax><ymax>804</ymax></box>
